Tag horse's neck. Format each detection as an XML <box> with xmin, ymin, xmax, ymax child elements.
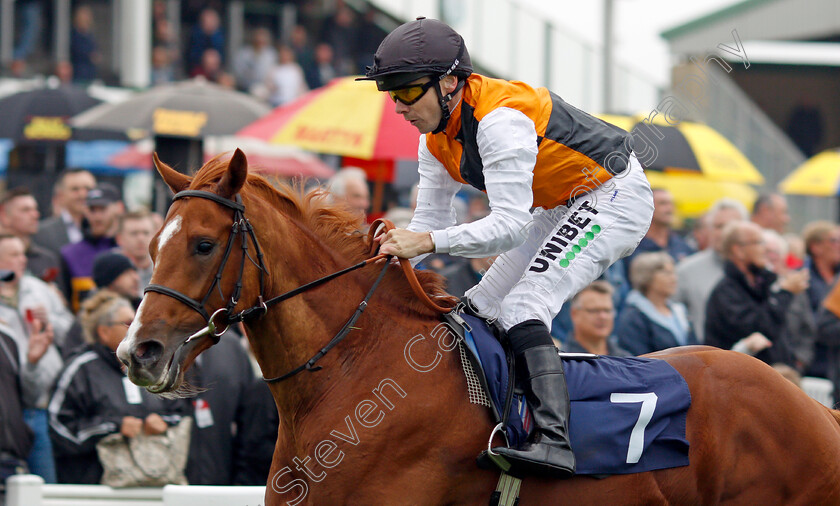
<box><xmin>250</xmin><ymin>290</ymin><xmax>483</xmax><ymax>452</ymax></box>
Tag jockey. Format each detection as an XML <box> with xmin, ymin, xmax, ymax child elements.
<box><xmin>364</xmin><ymin>18</ymin><xmax>654</xmax><ymax>478</ymax></box>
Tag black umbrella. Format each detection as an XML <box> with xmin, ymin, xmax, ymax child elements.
<box><xmin>0</xmin><ymin>86</ymin><xmax>103</xmax><ymax>143</ymax></box>
<box><xmin>70</xmin><ymin>79</ymin><xmax>271</xmax><ymax>139</ymax></box>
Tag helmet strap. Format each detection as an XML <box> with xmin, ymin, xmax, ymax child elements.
<box><xmin>432</xmin><ymin>77</ymin><xmax>465</xmax><ymax>134</ymax></box>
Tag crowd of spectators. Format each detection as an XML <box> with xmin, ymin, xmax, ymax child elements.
<box><xmin>4</xmin><ymin>0</ymin><xmax>387</xmax><ymax>108</ymax></box>
<box><xmin>0</xmin><ymin>169</ymin><xmax>278</xmax><ymax>498</ymax></box>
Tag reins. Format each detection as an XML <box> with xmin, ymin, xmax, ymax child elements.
<box><xmin>145</xmin><ymin>189</ymin><xmax>456</xmax><ymax>383</ymax></box>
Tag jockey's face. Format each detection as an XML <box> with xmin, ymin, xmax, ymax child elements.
<box><xmin>392</xmin><ymin>76</ymin><xmax>459</xmax><ymax>134</ymax></box>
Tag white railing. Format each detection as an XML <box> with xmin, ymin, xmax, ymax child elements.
<box><xmin>5</xmin><ymin>475</ymin><xmax>266</xmax><ymax>506</ymax></box>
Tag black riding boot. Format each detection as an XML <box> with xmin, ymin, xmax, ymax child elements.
<box><xmin>493</xmin><ymin>322</ymin><xmax>575</xmax><ymax>478</ymax></box>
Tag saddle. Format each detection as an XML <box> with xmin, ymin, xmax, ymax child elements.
<box><xmin>442</xmin><ymin>305</ymin><xmax>692</xmax><ymax>478</ymax></box>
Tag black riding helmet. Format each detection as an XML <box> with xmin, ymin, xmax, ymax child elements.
<box><xmin>358</xmin><ymin>17</ymin><xmax>473</xmax><ymax>133</ymax></box>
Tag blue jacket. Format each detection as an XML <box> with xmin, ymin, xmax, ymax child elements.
<box><xmin>616</xmin><ymin>290</ymin><xmax>697</xmax><ymax>356</ymax></box>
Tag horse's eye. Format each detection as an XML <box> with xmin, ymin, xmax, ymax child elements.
<box><xmin>196</xmin><ymin>241</ymin><xmax>215</xmax><ymax>255</ymax></box>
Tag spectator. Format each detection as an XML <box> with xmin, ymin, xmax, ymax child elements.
<box><xmin>152</xmin><ymin>6</ymin><xmax>180</xmax><ymax>77</ymax></box>
<box><xmin>60</xmin><ymin>183</ymin><xmax>123</xmax><ymax>312</ymax></box>
<box><xmin>232</xmin><ymin>375</ymin><xmax>278</xmax><ymax>486</ymax></box>
<box><xmin>115</xmin><ymin>211</ymin><xmax>155</xmax><ymax>292</ymax></box>
<box><xmin>326</xmin><ymin>167</ymin><xmax>370</xmax><ymax>220</ymax></box>
<box><xmin>53</xmin><ymin>61</ymin><xmax>74</xmax><ymax>85</ymax></box>
<box><xmin>184</xmin><ymin>333</ymin><xmax>254</xmax><ymax>485</ymax></box>
<box><xmin>0</xmin><ymin>268</ymin><xmax>60</xmax><ymax>483</ymax></box>
<box><xmin>311</xmin><ymin>43</ymin><xmax>337</xmax><ymax>89</ymax></box>
<box><xmin>815</xmin><ymin>278</ymin><xmax>840</xmax><ymax>398</ymax></box>
<box><xmin>0</xmin><ymin>234</ymin><xmax>75</xmax><ymax>357</ymax></box>
<box><xmin>322</xmin><ymin>5</ymin><xmax>358</xmax><ymax>75</ymax></box>
<box><xmin>191</xmin><ymin>48</ymin><xmax>223</xmax><ymax>81</ymax></box>
<box><xmin>675</xmin><ymin>198</ymin><xmax>747</xmax><ymax>342</ymax></box>
<box><xmin>233</xmin><ymin>27</ymin><xmax>276</xmax><ymax>94</ymax></box>
<box><xmin>92</xmin><ymin>252</ymin><xmax>139</xmax><ymax>305</ymax></box>
<box><xmin>705</xmin><ymin>222</ymin><xmax>807</xmax><ymax>366</ymax></box>
<box><xmin>784</xmin><ymin>232</ymin><xmax>806</xmax><ymax>270</ymax></box>
<box><xmin>440</xmin><ymin>256</ymin><xmax>494</xmax><ymax>298</ymax></box>
<box><xmin>48</xmin><ymin>291</ymin><xmax>188</xmax><ymax>484</ymax></box>
<box><xmin>616</xmin><ymin>252</ymin><xmax>696</xmax><ymax>356</ymax></box>
<box><xmin>187</xmin><ymin>8</ymin><xmax>224</xmax><ymax>76</ymax></box>
<box><xmin>355</xmin><ymin>7</ymin><xmax>387</xmax><ymax>73</ymax></box>
<box><xmin>12</xmin><ymin>0</ymin><xmax>43</xmax><ymax>65</ymax></box>
<box><xmin>290</xmin><ymin>25</ymin><xmax>318</xmax><ymax>90</ymax></box>
<box><xmin>263</xmin><ymin>44</ymin><xmax>308</xmax><ymax>107</ymax></box>
<box><xmin>688</xmin><ymin>213</ymin><xmax>712</xmax><ymax>252</ymax></box>
<box><xmin>0</xmin><ymin>187</ymin><xmax>62</xmax><ymax>283</ymax></box>
<box><xmin>802</xmin><ymin>221</ymin><xmax>840</xmax><ymax>314</ymax></box>
<box><xmin>69</xmin><ymin>4</ymin><xmax>99</xmax><ymax>83</ymax></box>
<box><xmin>751</xmin><ymin>193</ymin><xmax>790</xmax><ymax>234</ymax></box>
<box><xmin>9</xmin><ymin>58</ymin><xmax>29</xmax><ymax>78</ymax></box>
<box><xmin>151</xmin><ymin>45</ymin><xmax>176</xmax><ymax>86</ymax></box>
<box><xmin>625</xmin><ymin>188</ymin><xmax>694</xmax><ymax>271</ymax></box>
<box><xmin>764</xmin><ymin>229</ymin><xmax>816</xmax><ymax>373</ymax></box>
<box><xmin>33</xmin><ymin>169</ymin><xmax>96</xmax><ymax>258</ymax></box>
<box><xmin>0</xmin><ymin>303</ymin><xmax>34</xmax><ymax>499</ymax></box>
<box><xmin>562</xmin><ymin>281</ymin><xmax>630</xmax><ymax>356</ymax></box>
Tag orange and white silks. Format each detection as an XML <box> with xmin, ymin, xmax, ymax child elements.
<box><xmin>425</xmin><ymin>74</ymin><xmax>631</xmax><ymax>209</ymax></box>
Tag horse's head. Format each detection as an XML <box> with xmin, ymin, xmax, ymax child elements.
<box><xmin>116</xmin><ymin>149</ymin><xmax>259</xmax><ymax>396</ymax></box>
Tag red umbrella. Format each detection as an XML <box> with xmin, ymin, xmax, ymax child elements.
<box><xmin>237</xmin><ymin>77</ymin><xmax>419</xmax><ymax>161</ymax></box>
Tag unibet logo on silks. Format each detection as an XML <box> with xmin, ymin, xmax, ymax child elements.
<box><xmin>529</xmin><ymin>200</ymin><xmax>601</xmax><ymax>273</ymax></box>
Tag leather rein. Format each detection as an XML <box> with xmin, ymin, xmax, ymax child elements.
<box><xmin>144</xmin><ymin>189</ymin><xmax>454</xmax><ymax>383</ymax></box>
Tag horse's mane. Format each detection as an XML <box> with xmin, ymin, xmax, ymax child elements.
<box><xmin>190</xmin><ymin>157</ymin><xmax>454</xmax><ymax>315</ymax></box>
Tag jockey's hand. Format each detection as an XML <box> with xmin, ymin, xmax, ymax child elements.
<box><xmin>376</xmin><ymin>229</ymin><xmax>434</xmax><ymax>259</ymax></box>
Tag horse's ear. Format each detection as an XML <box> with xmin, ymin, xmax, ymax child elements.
<box><xmin>216</xmin><ymin>148</ymin><xmax>248</xmax><ymax>199</ymax></box>
<box><xmin>153</xmin><ymin>152</ymin><xmax>191</xmax><ymax>193</ymax></box>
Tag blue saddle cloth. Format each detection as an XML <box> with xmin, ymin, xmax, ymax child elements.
<box><xmin>459</xmin><ymin>314</ymin><xmax>691</xmax><ymax>475</ymax></box>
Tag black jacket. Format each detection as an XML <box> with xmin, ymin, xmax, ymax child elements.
<box><xmin>0</xmin><ymin>331</ymin><xmax>33</xmax><ymax>461</ymax></box>
<box><xmin>184</xmin><ymin>334</ymin><xmax>256</xmax><ymax>485</ymax></box>
<box><xmin>705</xmin><ymin>261</ymin><xmax>795</xmax><ymax>366</ymax></box>
<box><xmin>48</xmin><ymin>343</ymin><xmax>189</xmax><ymax>484</ymax></box>
<box><xmin>232</xmin><ymin>377</ymin><xmax>279</xmax><ymax>485</ymax></box>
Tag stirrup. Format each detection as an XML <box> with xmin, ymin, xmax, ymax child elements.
<box><xmin>476</xmin><ymin>423</ymin><xmax>514</xmax><ymax>473</ymax></box>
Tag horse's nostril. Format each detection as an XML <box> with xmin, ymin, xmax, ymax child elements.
<box><xmin>132</xmin><ymin>340</ymin><xmax>164</xmax><ymax>367</ymax></box>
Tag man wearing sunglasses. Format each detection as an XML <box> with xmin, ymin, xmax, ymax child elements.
<box><xmin>363</xmin><ymin>18</ymin><xmax>654</xmax><ymax>478</ymax></box>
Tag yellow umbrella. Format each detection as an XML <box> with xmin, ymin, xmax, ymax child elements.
<box><xmin>645</xmin><ymin>171</ymin><xmax>757</xmax><ymax>220</ymax></box>
<box><xmin>779</xmin><ymin>149</ymin><xmax>840</xmax><ymax>196</ymax></box>
<box><xmin>595</xmin><ymin>114</ymin><xmax>764</xmax><ymax>185</ymax></box>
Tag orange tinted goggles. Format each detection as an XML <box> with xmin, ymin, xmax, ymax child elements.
<box><xmin>388</xmin><ymin>80</ymin><xmax>436</xmax><ymax>106</ymax></box>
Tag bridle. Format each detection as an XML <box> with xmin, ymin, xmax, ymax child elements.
<box><xmin>143</xmin><ymin>188</ymin><xmax>453</xmax><ymax>383</ymax></box>
<box><xmin>144</xmin><ymin>190</ymin><xmax>270</xmax><ymax>340</ymax></box>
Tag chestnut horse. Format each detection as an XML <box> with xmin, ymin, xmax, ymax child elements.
<box><xmin>118</xmin><ymin>150</ymin><xmax>840</xmax><ymax>505</ymax></box>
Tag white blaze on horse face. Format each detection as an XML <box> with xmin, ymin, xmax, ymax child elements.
<box><xmin>117</xmin><ymin>298</ymin><xmax>147</xmax><ymax>363</ymax></box>
<box><xmin>157</xmin><ymin>215</ymin><xmax>182</xmax><ymax>255</ymax></box>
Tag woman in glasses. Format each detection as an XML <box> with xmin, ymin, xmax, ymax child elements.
<box><xmin>46</xmin><ymin>291</ymin><xmax>189</xmax><ymax>484</ymax></box>
<box><xmin>363</xmin><ymin>18</ymin><xmax>655</xmax><ymax>478</ymax></box>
